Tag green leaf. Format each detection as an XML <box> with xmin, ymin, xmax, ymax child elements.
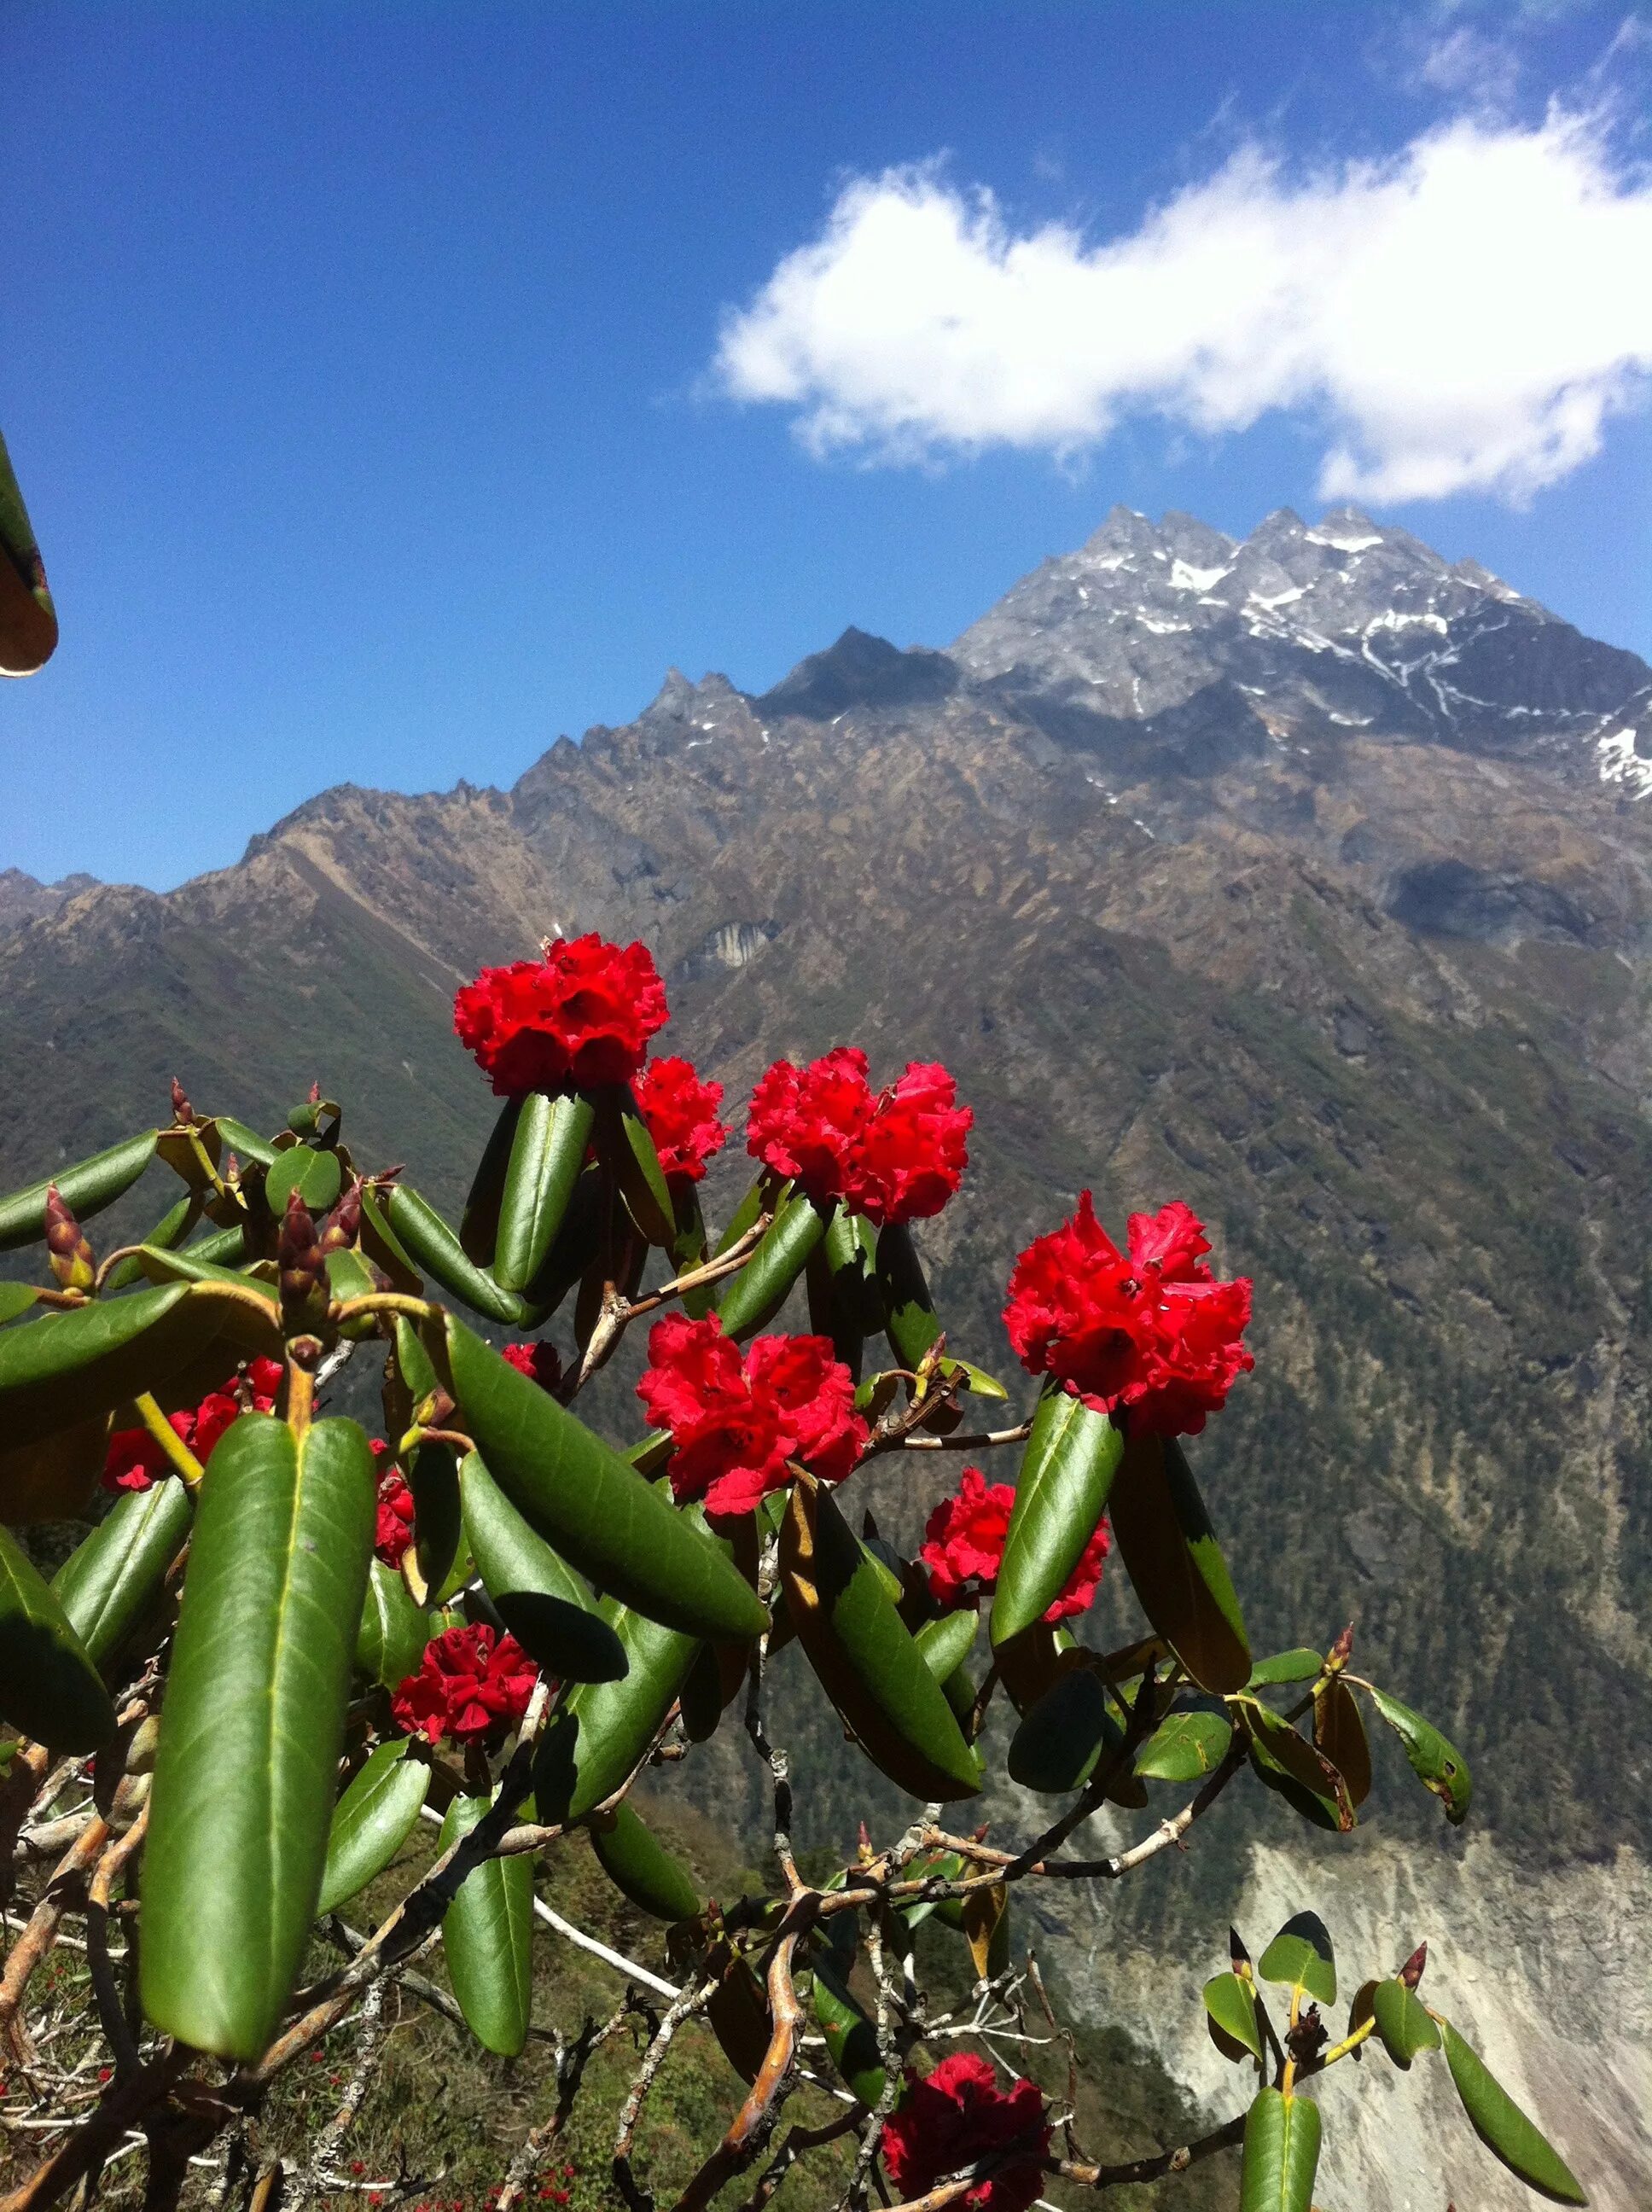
<box><xmin>779</xmin><ymin>1477</ymin><xmax>981</xmax><ymax>1802</ymax></box>
<box><xmin>460</xmin><ymin>1451</ymin><xmax>627</xmax><ymax>1680</ymax></box>
<box><xmin>1364</xmin><ymin>1686</ymin><xmax>1472</xmax><ymax>1825</ymax></box>
<box><xmin>495</xmin><ymin>1091</ymin><xmax>596</xmax><ymax>1293</ymax></box>
<box><xmin>1258</xmin><ymin>1912</ymin><xmax>1337</xmax><ymax>2006</ymax></box>
<box><xmin>324</xmin><ymin>1248</ymin><xmax>379</xmax><ymax>1336</ymax></box>
<box><xmin>101</xmin><ymin>1194</ymin><xmax>199</xmax><ymax>1294</ymax></box>
<box><xmin>670</xmin><ymin>1182</ymin><xmax>714</xmax><ymax>1318</ymax></box>
<box><xmin>0</xmin><ymin>1132</ymin><xmax>159</xmax><ymax>1254</ymax></box>
<box><xmin>440</xmin><ymin>1792</ymin><xmax>534</xmax><ymax>2058</ymax></box>
<box><xmin>372</xmin><ymin>1185</ymin><xmax>537</xmax><ymax>1326</ymax></box>
<box><xmin>1007</xmin><ymin>1664</ymin><xmax>1123</xmax><ymax>1796</ymax></box>
<box><xmin>1246</xmin><ymin>1703</ymin><xmax>1355</xmax><ymax>1832</ymax></box>
<box><xmin>264</xmin><ymin>1144</ymin><xmax>343</xmax><ymax>1217</ymax></box>
<box><xmin>589</xmin><ymin>1802</ymin><xmax>701</xmax><ymax>1923</ymax></box>
<box><xmin>1108</xmin><ymin>1434</ymin><xmax>1249</xmax><ymax>1693</ymax></box>
<box><xmin>1240</xmin><ymin>2087</ymin><xmax>1321</xmax><ymax>2212</ymax></box>
<box><xmin>1370</xmin><ymin>1979</ymin><xmax>1440</xmax><ymax>2069</ymax></box>
<box><xmin>317</xmin><ymin>1741</ymin><xmax>430</xmax><ymax>1916</ymax></box>
<box><xmin>1247</xmin><ymin>1650</ymin><xmax>1324</xmax><ymax>1686</ymax></box>
<box><xmin>0</xmin><ymin>1281</ymin><xmax>42</xmax><ymax>1324</ymax></box>
<box><xmin>140</xmin><ymin>1413</ymin><xmax>375</xmax><ymax>2059</ymax></box>
<box><xmin>874</xmin><ymin>1220</ymin><xmax>940</xmax><ymax>1369</ymax></box>
<box><xmin>51</xmin><ymin>1475</ymin><xmax>193</xmax><ymax>1670</ymax></box>
<box><xmin>213</xmin><ymin>1118</ymin><xmax>281</xmax><ymax>1170</ymax></box>
<box><xmin>460</xmin><ymin>1097</ymin><xmax>523</xmax><ymax>1266</ymax></box>
<box><xmin>0</xmin><ymin>426</ymin><xmax>60</xmax><ymax>674</ymax></box>
<box><xmin>1136</xmin><ymin>1708</ymin><xmax>1232</xmax><ymax>1784</ymax></box>
<box><xmin>605</xmin><ymin>1087</ymin><xmax>676</xmax><ymax>1250</ymax></box>
<box><xmin>1202</xmin><ymin>1971</ymin><xmax>1263</xmax><ymax>2063</ymax></box>
<box><xmin>991</xmin><ymin>1389</ymin><xmax>1122</xmax><ymax>1649</ymax></box>
<box><xmin>355</xmin><ymin>1559</ymin><xmax>432</xmax><ymax>1689</ymax></box>
<box><xmin>0</xmin><ymin>1284</ymin><xmax>213</xmax><ymax>1453</ymax></box>
<box><xmin>0</xmin><ymin>1524</ymin><xmax>119</xmax><ymax>1751</ymax></box>
<box><xmin>715</xmin><ymin>1189</ymin><xmax>827</xmax><ymax>1342</ymax></box>
<box><xmin>444</xmin><ymin>1317</ymin><xmax>767</xmax><ymax>1641</ymax></box>
<box><xmin>811</xmin><ymin>1960</ymin><xmax>886</xmax><ymax>2109</ymax></box>
<box><xmin>1439</xmin><ymin>2019</ymin><xmax>1586</xmax><ymax>2203</ymax></box>
<box><xmin>914</xmin><ymin>1609</ymin><xmax>977</xmax><ymax>1685</ymax></box>
<box><xmin>1314</xmin><ymin>1677</ymin><xmax>1371</xmax><ymax>1807</ymax></box>
<box><xmin>532</xmin><ymin>1601</ymin><xmax>700</xmax><ymax>1824</ymax></box>
<box><xmin>137</xmin><ymin>1244</ymin><xmax>278</xmax><ymax>1300</ymax></box>
<box><xmin>401</xmin><ymin>1438</ymin><xmax>462</xmax><ymax>1608</ymax></box>
<box><xmin>807</xmin><ymin>1210</ymin><xmax>879</xmax><ymax>1374</ymax></box>
<box><xmin>394</xmin><ymin>1313</ymin><xmax>441</xmax><ymax>1407</ymax></box>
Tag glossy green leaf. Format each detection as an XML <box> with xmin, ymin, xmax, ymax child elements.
<box><xmin>811</xmin><ymin>1960</ymin><xmax>885</xmax><ymax>2108</ymax></box>
<box><xmin>1440</xmin><ymin>2019</ymin><xmax>1586</xmax><ymax>2203</ymax></box>
<box><xmin>394</xmin><ymin>1313</ymin><xmax>440</xmax><ymax>1407</ymax></box>
<box><xmin>1136</xmin><ymin>1708</ymin><xmax>1233</xmax><ymax>1784</ymax></box>
<box><xmin>317</xmin><ymin>1741</ymin><xmax>431</xmax><ymax>1916</ymax></box>
<box><xmin>992</xmin><ymin>1389</ymin><xmax>1122</xmax><ymax>1649</ymax></box>
<box><xmin>137</xmin><ymin>1244</ymin><xmax>277</xmax><ymax>1300</ymax></box>
<box><xmin>460</xmin><ymin>1097</ymin><xmax>523</xmax><ymax>1266</ymax></box>
<box><xmin>461</xmin><ymin>1451</ymin><xmax>626</xmax><ymax>1680</ymax></box>
<box><xmin>140</xmin><ymin>1412</ymin><xmax>375</xmax><ymax>2058</ymax></box>
<box><xmin>590</xmin><ymin>1802</ymin><xmax>701</xmax><ymax>1923</ymax></box>
<box><xmin>0</xmin><ymin>1525</ymin><xmax>119</xmax><ymax>1751</ymax></box>
<box><xmin>715</xmin><ymin>1188</ymin><xmax>827</xmax><ymax>1342</ymax></box>
<box><xmin>1008</xmin><ymin>1664</ymin><xmax>1123</xmax><ymax>1796</ymax></box>
<box><xmin>213</xmin><ymin>1117</ymin><xmax>281</xmax><ymax>1170</ymax></box>
<box><xmin>375</xmin><ymin>1185</ymin><xmax>535</xmax><ymax>1325</ymax></box>
<box><xmin>607</xmin><ymin>1089</ymin><xmax>675</xmax><ymax>1249</ymax></box>
<box><xmin>101</xmin><ymin>1194</ymin><xmax>199</xmax><ymax>1295</ymax></box>
<box><xmin>440</xmin><ymin>1792</ymin><xmax>534</xmax><ymax>2058</ymax></box>
<box><xmin>1108</xmin><ymin>1434</ymin><xmax>1249</xmax><ymax>1693</ymax></box>
<box><xmin>355</xmin><ymin>1558</ymin><xmax>432</xmax><ymax>1688</ymax></box>
<box><xmin>324</xmin><ymin>1247</ymin><xmax>379</xmax><ymax>1336</ymax></box>
<box><xmin>1240</xmin><ymin>2087</ymin><xmax>1321</xmax><ymax>2212</ymax></box>
<box><xmin>1247</xmin><ymin>1703</ymin><xmax>1355</xmax><ymax>1832</ymax></box>
<box><xmin>0</xmin><ymin>1281</ymin><xmax>42</xmax><ymax>1324</ymax></box>
<box><xmin>532</xmin><ymin>1600</ymin><xmax>699</xmax><ymax>1824</ymax></box>
<box><xmin>1365</xmin><ymin>1686</ymin><xmax>1472</xmax><ymax>1825</ymax></box>
<box><xmin>807</xmin><ymin>1210</ymin><xmax>879</xmax><ymax>1373</ymax></box>
<box><xmin>1203</xmin><ymin>1971</ymin><xmax>1263</xmax><ymax>2062</ymax></box>
<box><xmin>1370</xmin><ymin>1979</ymin><xmax>1440</xmax><ymax>2069</ymax></box>
<box><xmin>444</xmin><ymin>1317</ymin><xmax>766</xmax><ymax>1641</ymax></box>
<box><xmin>52</xmin><ymin>1475</ymin><xmax>193</xmax><ymax>1670</ymax></box>
<box><xmin>780</xmin><ymin>1476</ymin><xmax>980</xmax><ymax>1802</ymax></box>
<box><xmin>1247</xmin><ymin>1650</ymin><xmax>1324</xmax><ymax>1686</ymax></box>
<box><xmin>495</xmin><ymin>1090</ymin><xmax>595</xmax><ymax>1293</ymax></box>
<box><xmin>265</xmin><ymin>1144</ymin><xmax>343</xmax><ymax>1217</ymax></box>
<box><xmin>0</xmin><ymin>1284</ymin><xmax>212</xmax><ymax>1452</ymax></box>
<box><xmin>915</xmin><ymin>1609</ymin><xmax>977</xmax><ymax>1685</ymax></box>
<box><xmin>0</xmin><ymin>1132</ymin><xmax>159</xmax><ymax>1254</ymax></box>
<box><xmin>1258</xmin><ymin>1912</ymin><xmax>1336</xmax><ymax>2005</ymax></box>
<box><xmin>873</xmin><ymin>1220</ymin><xmax>939</xmax><ymax>1369</ymax></box>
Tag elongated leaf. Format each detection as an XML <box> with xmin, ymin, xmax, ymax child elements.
<box><xmin>401</xmin><ymin>1438</ymin><xmax>462</xmax><ymax>1607</ymax></box>
<box><xmin>779</xmin><ymin>1476</ymin><xmax>980</xmax><ymax>1802</ymax></box>
<box><xmin>670</xmin><ymin>1182</ymin><xmax>714</xmax><ymax>1318</ymax></box>
<box><xmin>1136</xmin><ymin>1708</ymin><xmax>1232</xmax><ymax>1784</ymax></box>
<box><xmin>0</xmin><ymin>428</ymin><xmax>59</xmax><ymax>674</ymax></box>
<box><xmin>461</xmin><ymin>1452</ymin><xmax>626</xmax><ymax>1680</ymax></box>
<box><xmin>811</xmin><ymin>1960</ymin><xmax>885</xmax><ymax>2108</ymax></box>
<box><xmin>1203</xmin><ymin>1971</ymin><xmax>1263</xmax><ymax>2062</ymax></box>
<box><xmin>444</xmin><ymin>1318</ymin><xmax>766</xmax><ymax>1641</ymax></box>
<box><xmin>52</xmin><ymin>1474</ymin><xmax>193</xmax><ymax>1669</ymax></box>
<box><xmin>1439</xmin><ymin>2019</ymin><xmax>1586</xmax><ymax>2203</ymax></box>
<box><xmin>914</xmin><ymin>1609</ymin><xmax>977</xmax><ymax>1685</ymax></box>
<box><xmin>1370</xmin><ymin>1978</ymin><xmax>1440</xmax><ymax>2069</ymax></box>
<box><xmin>141</xmin><ymin>1413</ymin><xmax>375</xmax><ymax>2058</ymax></box>
<box><xmin>375</xmin><ymin>1185</ymin><xmax>535</xmax><ymax>1325</ymax></box>
<box><xmin>0</xmin><ymin>1284</ymin><xmax>212</xmax><ymax>1452</ymax></box>
<box><xmin>461</xmin><ymin>1097</ymin><xmax>523</xmax><ymax>1265</ymax></box>
<box><xmin>874</xmin><ymin>1220</ymin><xmax>940</xmax><ymax>1369</ymax></box>
<box><xmin>325</xmin><ymin>1248</ymin><xmax>379</xmax><ymax>1336</ymax></box>
<box><xmin>101</xmin><ymin>1194</ymin><xmax>199</xmax><ymax>1295</ymax></box>
<box><xmin>0</xmin><ymin>1525</ymin><xmax>118</xmax><ymax>1750</ymax></box>
<box><xmin>590</xmin><ymin>1802</ymin><xmax>701</xmax><ymax>1922</ymax></box>
<box><xmin>1365</xmin><ymin>1686</ymin><xmax>1472</xmax><ymax>1825</ymax></box>
<box><xmin>265</xmin><ymin>1144</ymin><xmax>343</xmax><ymax>1216</ymax></box>
<box><xmin>214</xmin><ymin>1117</ymin><xmax>280</xmax><ymax>1171</ymax></box>
<box><xmin>991</xmin><ymin>1389</ymin><xmax>1122</xmax><ymax>1649</ymax></box>
<box><xmin>0</xmin><ymin>1281</ymin><xmax>42</xmax><ymax>1325</ymax></box>
<box><xmin>1258</xmin><ymin>1912</ymin><xmax>1336</xmax><ymax>2005</ymax></box>
<box><xmin>1240</xmin><ymin>2088</ymin><xmax>1321</xmax><ymax>2212</ymax></box>
<box><xmin>607</xmin><ymin>1089</ymin><xmax>675</xmax><ymax>1249</ymax></box>
<box><xmin>1248</xmin><ymin>1650</ymin><xmax>1323</xmax><ymax>1686</ymax></box>
<box><xmin>440</xmin><ymin>1793</ymin><xmax>534</xmax><ymax>2058</ymax></box>
<box><xmin>317</xmin><ymin>1741</ymin><xmax>431</xmax><ymax>1915</ymax></box>
<box><xmin>963</xmin><ymin>1881</ymin><xmax>1009</xmax><ymax>1981</ymax></box>
<box><xmin>716</xmin><ymin>1189</ymin><xmax>827</xmax><ymax>1341</ymax></box>
<box><xmin>495</xmin><ymin>1091</ymin><xmax>595</xmax><ymax>1292</ymax></box>
<box><xmin>137</xmin><ymin>1245</ymin><xmax>277</xmax><ymax>1301</ymax></box>
<box><xmin>1108</xmin><ymin>1434</ymin><xmax>1249</xmax><ymax>1693</ymax></box>
<box><xmin>1314</xmin><ymin>1677</ymin><xmax>1371</xmax><ymax>1807</ymax></box>
<box><xmin>0</xmin><ymin>1132</ymin><xmax>158</xmax><ymax>1253</ymax></box>
<box><xmin>355</xmin><ymin>1558</ymin><xmax>432</xmax><ymax>1688</ymax></box>
<box><xmin>532</xmin><ymin>1600</ymin><xmax>699</xmax><ymax>1824</ymax></box>
<box><xmin>1006</xmin><ymin>1664</ymin><xmax>1144</xmax><ymax>1804</ymax></box>
<box><xmin>0</xmin><ymin>1415</ymin><xmax>111</xmax><ymax>1526</ymax></box>
<box><xmin>1247</xmin><ymin>1703</ymin><xmax>1355</xmax><ymax>1832</ymax></box>
<box><xmin>808</xmin><ymin>1210</ymin><xmax>879</xmax><ymax>1374</ymax></box>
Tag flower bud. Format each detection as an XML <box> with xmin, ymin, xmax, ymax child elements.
<box><xmin>307</xmin><ymin>1080</ymin><xmax>322</xmax><ymax>1104</ymax></box>
<box><xmin>1399</xmin><ymin>1941</ymin><xmax>1428</xmax><ymax>1990</ymax></box>
<box><xmin>1327</xmin><ymin>1623</ymin><xmax>1354</xmax><ymax>1673</ymax></box>
<box><xmin>318</xmin><ymin>1179</ymin><xmax>362</xmax><ymax>1255</ymax></box>
<box><xmin>278</xmin><ymin>1188</ymin><xmax>329</xmax><ymax>1332</ymax></box>
<box><xmin>170</xmin><ymin>1076</ymin><xmax>195</xmax><ymax>1126</ymax></box>
<box><xmin>44</xmin><ymin>1185</ymin><xmax>95</xmax><ymax>1292</ymax></box>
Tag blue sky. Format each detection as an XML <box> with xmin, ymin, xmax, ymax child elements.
<box><xmin>4</xmin><ymin>2</ymin><xmax>1649</xmax><ymax>892</ymax></box>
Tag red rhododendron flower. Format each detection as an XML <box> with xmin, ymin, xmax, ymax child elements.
<box><xmin>102</xmin><ymin>1355</ymin><xmax>284</xmax><ymax>1493</ymax></box>
<box><xmin>371</xmin><ymin>1442</ymin><xmax>416</xmax><ymax>1569</ymax></box>
<box><xmin>632</xmin><ymin>1056</ymin><xmax>726</xmax><ymax>1183</ymax></box>
<box><xmin>452</xmin><ymin>934</ymin><xmax>668</xmax><ymax>1095</ymax></box>
<box><xmin>636</xmin><ymin>1313</ymin><xmax>866</xmax><ymax>1518</ymax></box>
<box><xmin>880</xmin><ymin>2054</ymin><xmax>1050</xmax><ymax>2212</ymax></box>
<box><xmin>392</xmin><ymin>1622</ymin><xmax>538</xmax><ymax>1747</ymax></box>
<box><xmin>1003</xmin><ymin>1196</ymin><xmax>1253</xmax><ymax>1437</ymax></box>
<box><xmin>746</xmin><ymin>1049</ymin><xmax>970</xmax><ymax>1226</ymax></box>
<box><xmin>502</xmin><ymin>1341</ymin><xmax>564</xmax><ymax>1394</ymax></box>
<box><xmin>921</xmin><ymin>1465</ymin><xmax>1108</xmax><ymax>1623</ymax></box>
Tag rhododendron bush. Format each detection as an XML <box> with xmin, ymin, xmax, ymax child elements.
<box><xmin>0</xmin><ymin>936</ymin><xmax>1585</xmax><ymax>2212</ymax></box>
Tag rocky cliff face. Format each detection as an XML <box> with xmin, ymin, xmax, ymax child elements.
<box><xmin>5</xmin><ymin>506</ymin><xmax>1651</xmax><ymax>2208</ymax></box>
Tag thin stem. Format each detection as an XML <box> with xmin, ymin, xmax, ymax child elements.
<box><xmin>131</xmin><ymin>1396</ymin><xmax>204</xmax><ymax>1493</ymax></box>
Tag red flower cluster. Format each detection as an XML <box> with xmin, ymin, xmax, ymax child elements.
<box><xmin>103</xmin><ymin>1357</ymin><xmax>283</xmax><ymax>1493</ymax></box>
<box><xmin>391</xmin><ymin>1622</ymin><xmax>538</xmax><ymax>1748</ymax></box>
<box><xmin>880</xmin><ymin>2055</ymin><xmax>1050</xmax><ymax>2212</ymax></box>
<box><xmin>502</xmin><ymin>1340</ymin><xmax>564</xmax><ymax>1394</ymax></box>
<box><xmin>632</xmin><ymin>1055</ymin><xmax>726</xmax><ymax>1183</ymax></box>
<box><xmin>746</xmin><ymin>1048</ymin><xmax>970</xmax><ymax>1226</ymax></box>
<box><xmin>452</xmin><ymin>934</ymin><xmax>668</xmax><ymax>1095</ymax></box>
<box><xmin>1003</xmin><ymin>1196</ymin><xmax>1253</xmax><ymax>1437</ymax></box>
<box><xmin>921</xmin><ymin>1465</ymin><xmax>1108</xmax><ymax>1623</ymax></box>
<box><xmin>371</xmin><ymin>1442</ymin><xmax>416</xmax><ymax>1569</ymax></box>
<box><xmin>636</xmin><ymin>1313</ymin><xmax>866</xmax><ymax>1518</ymax></box>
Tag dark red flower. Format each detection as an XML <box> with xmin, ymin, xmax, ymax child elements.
<box><xmin>632</xmin><ymin>1056</ymin><xmax>726</xmax><ymax>1183</ymax></box>
<box><xmin>452</xmin><ymin>935</ymin><xmax>667</xmax><ymax>1095</ymax></box>
<box><xmin>921</xmin><ymin>1464</ymin><xmax>1108</xmax><ymax>1623</ymax></box>
<box><xmin>746</xmin><ymin>1050</ymin><xmax>970</xmax><ymax>1226</ymax></box>
<box><xmin>501</xmin><ymin>1340</ymin><xmax>564</xmax><ymax>1394</ymax></box>
<box><xmin>636</xmin><ymin>1313</ymin><xmax>866</xmax><ymax>1518</ymax></box>
<box><xmin>880</xmin><ymin>2054</ymin><xmax>1050</xmax><ymax>2212</ymax></box>
<box><xmin>391</xmin><ymin>1622</ymin><xmax>538</xmax><ymax>1748</ymax></box>
<box><xmin>1003</xmin><ymin>1196</ymin><xmax>1253</xmax><ymax>1437</ymax></box>
<box><xmin>102</xmin><ymin>1355</ymin><xmax>285</xmax><ymax>1493</ymax></box>
<box><xmin>372</xmin><ymin>1445</ymin><xmax>416</xmax><ymax>1569</ymax></box>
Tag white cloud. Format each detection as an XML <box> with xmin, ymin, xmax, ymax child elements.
<box><xmin>714</xmin><ymin>109</ymin><xmax>1652</xmax><ymax>503</ymax></box>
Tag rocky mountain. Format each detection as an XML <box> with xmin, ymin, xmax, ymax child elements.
<box><xmin>4</xmin><ymin>505</ymin><xmax>1651</xmax><ymax>2208</ymax></box>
